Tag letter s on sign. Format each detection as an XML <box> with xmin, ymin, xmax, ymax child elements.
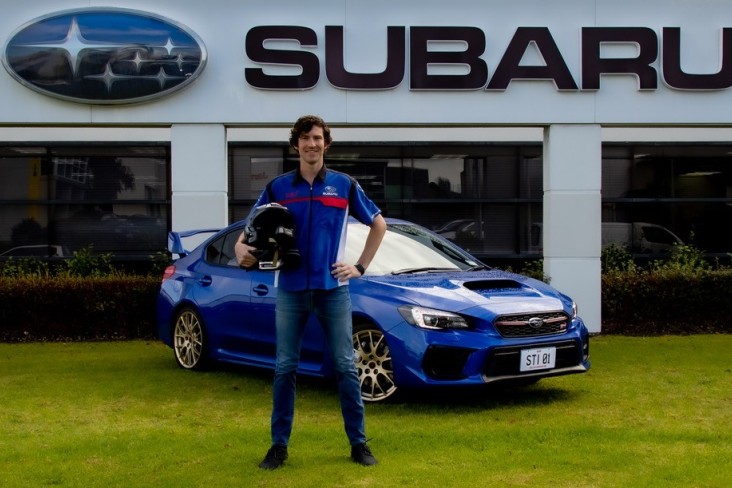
<box><xmin>245</xmin><ymin>26</ymin><xmax>320</xmax><ymax>90</ymax></box>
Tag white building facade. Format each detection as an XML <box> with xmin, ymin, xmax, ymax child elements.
<box><xmin>3</xmin><ymin>0</ymin><xmax>732</xmax><ymax>333</ymax></box>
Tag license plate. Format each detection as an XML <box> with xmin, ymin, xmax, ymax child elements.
<box><xmin>520</xmin><ymin>347</ymin><xmax>556</xmax><ymax>372</ymax></box>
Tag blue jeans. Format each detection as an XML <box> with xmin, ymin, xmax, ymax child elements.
<box><xmin>271</xmin><ymin>286</ymin><xmax>366</xmax><ymax>447</ymax></box>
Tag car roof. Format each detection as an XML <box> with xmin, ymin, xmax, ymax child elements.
<box><xmin>170</xmin><ymin>216</ymin><xmax>414</xmax><ymax>256</ymax></box>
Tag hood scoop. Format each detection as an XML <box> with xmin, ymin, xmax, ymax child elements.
<box><xmin>463</xmin><ymin>279</ymin><xmax>540</xmax><ymax>298</ymax></box>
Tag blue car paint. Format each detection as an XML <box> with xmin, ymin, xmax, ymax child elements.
<box><xmin>157</xmin><ymin>218</ymin><xmax>590</xmax><ymax>399</ymax></box>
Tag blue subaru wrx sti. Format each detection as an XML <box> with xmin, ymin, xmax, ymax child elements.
<box><xmin>157</xmin><ymin>218</ymin><xmax>590</xmax><ymax>402</ymax></box>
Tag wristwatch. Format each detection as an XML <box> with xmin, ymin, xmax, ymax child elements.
<box><xmin>354</xmin><ymin>263</ymin><xmax>365</xmax><ymax>276</ymax></box>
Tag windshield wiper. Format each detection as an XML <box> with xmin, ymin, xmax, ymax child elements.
<box><xmin>467</xmin><ymin>265</ymin><xmax>491</xmax><ymax>271</ymax></box>
<box><xmin>391</xmin><ymin>267</ymin><xmax>457</xmax><ymax>275</ymax></box>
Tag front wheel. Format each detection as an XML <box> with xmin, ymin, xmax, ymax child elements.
<box><xmin>353</xmin><ymin>323</ymin><xmax>397</xmax><ymax>402</ymax></box>
<box><xmin>172</xmin><ymin>307</ymin><xmax>208</xmax><ymax>370</ymax></box>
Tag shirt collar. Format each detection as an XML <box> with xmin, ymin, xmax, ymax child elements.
<box><xmin>293</xmin><ymin>164</ymin><xmax>327</xmax><ymax>184</ymax></box>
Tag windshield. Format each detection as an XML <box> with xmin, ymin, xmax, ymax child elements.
<box><xmin>345</xmin><ymin>221</ymin><xmax>484</xmax><ymax>275</ymax></box>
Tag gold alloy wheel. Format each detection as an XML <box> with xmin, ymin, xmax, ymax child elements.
<box><xmin>173</xmin><ymin>309</ymin><xmax>205</xmax><ymax>369</ymax></box>
<box><xmin>353</xmin><ymin>325</ymin><xmax>398</xmax><ymax>402</ymax></box>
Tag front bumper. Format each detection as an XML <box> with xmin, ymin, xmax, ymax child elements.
<box><xmin>388</xmin><ymin>319</ymin><xmax>591</xmax><ymax>388</ymax></box>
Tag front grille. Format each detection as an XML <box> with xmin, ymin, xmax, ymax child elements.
<box><xmin>494</xmin><ymin>311</ymin><xmax>569</xmax><ymax>338</ymax></box>
<box><xmin>484</xmin><ymin>340</ymin><xmax>581</xmax><ymax>377</ymax></box>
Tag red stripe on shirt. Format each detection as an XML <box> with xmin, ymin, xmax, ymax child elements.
<box><xmin>314</xmin><ymin>196</ymin><xmax>348</xmax><ymax>208</ymax></box>
<box><xmin>279</xmin><ymin>195</ymin><xmax>348</xmax><ymax>209</ymax></box>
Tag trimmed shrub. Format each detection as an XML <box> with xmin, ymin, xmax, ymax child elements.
<box><xmin>602</xmin><ymin>268</ymin><xmax>732</xmax><ymax>335</ymax></box>
<box><xmin>0</xmin><ymin>275</ymin><xmax>160</xmax><ymax>342</ymax></box>
<box><xmin>1</xmin><ymin>238</ymin><xmax>731</xmax><ymax>340</ymax></box>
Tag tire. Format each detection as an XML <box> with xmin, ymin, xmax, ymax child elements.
<box><xmin>352</xmin><ymin>323</ymin><xmax>398</xmax><ymax>402</ymax></box>
<box><xmin>172</xmin><ymin>307</ymin><xmax>209</xmax><ymax>370</ymax></box>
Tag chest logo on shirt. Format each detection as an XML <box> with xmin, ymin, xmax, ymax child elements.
<box><xmin>322</xmin><ymin>186</ymin><xmax>339</xmax><ymax>196</ymax></box>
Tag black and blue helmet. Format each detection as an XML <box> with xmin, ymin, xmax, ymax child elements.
<box><xmin>243</xmin><ymin>203</ymin><xmax>300</xmax><ymax>270</ymax></box>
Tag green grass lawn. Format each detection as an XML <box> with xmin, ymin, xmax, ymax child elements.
<box><xmin>1</xmin><ymin>335</ymin><xmax>730</xmax><ymax>488</ymax></box>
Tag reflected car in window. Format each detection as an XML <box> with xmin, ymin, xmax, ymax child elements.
<box><xmin>157</xmin><ymin>218</ymin><xmax>591</xmax><ymax>402</ymax></box>
<box><xmin>434</xmin><ymin>218</ymin><xmax>476</xmax><ymax>241</ymax></box>
<box><xmin>0</xmin><ymin>244</ymin><xmax>69</xmax><ymax>258</ymax></box>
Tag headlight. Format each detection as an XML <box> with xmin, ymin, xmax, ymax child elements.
<box><xmin>398</xmin><ymin>305</ymin><xmax>469</xmax><ymax>330</ymax></box>
<box><xmin>572</xmin><ymin>301</ymin><xmax>578</xmax><ymax>319</ymax></box>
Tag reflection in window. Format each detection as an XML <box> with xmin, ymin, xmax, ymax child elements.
<box><xmin>229</xmin><ymin>144</ymin><xmax>544</xmax><ymax>260</ymax></box>
<box><xmin>413</xmin><ymin>157</ymin><xmax>466</xmax><ymax>197</ymax></box>
<box><xmin>0</xmin><ymin>146</ymin><xmax>169</xmax><ymax>259</ymax></box>
<box><xmin>603</xmin><ymin>145</ymin><xmax>732</xmax><ymax>257</ymax></box>
<box><xmin>229</xmin><ymin>142</ymin><xmax>732</xmax><ymax>262</ymax></box>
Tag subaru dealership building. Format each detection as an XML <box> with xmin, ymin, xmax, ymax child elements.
<box><xmin>3</xmin><ymin>0</ymin><xmax>732</xmax><ymax>333</ymax></box>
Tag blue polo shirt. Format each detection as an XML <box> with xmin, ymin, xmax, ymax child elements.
<box><xmin>253</xmin><ymin>166</ymin><xmax>381</xmax><ymax>291</ymax></box>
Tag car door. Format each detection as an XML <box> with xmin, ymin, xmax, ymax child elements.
<box><xmin>189</xmin><ymin>228</ymin><xmax>275</xmax><ymax>364</ymax></box>
<box><xmin>188</xmin><ymin>230</ymin><xmax>253</xmax><ymax>357</ymax></box>
<box><xmin>196</xmin><ymin>227</ymin><xmax>326</xmax><ymax>372</ymax></box>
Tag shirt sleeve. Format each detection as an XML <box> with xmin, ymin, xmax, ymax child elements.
<box><xmin>349</xmin><ymin>177</ymin><xmax>382</xmax><ymax>225</ymax></box>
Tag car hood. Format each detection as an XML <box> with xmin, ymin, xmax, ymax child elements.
<box><xmin>361</xmin><ymin>269</ymin><xmax>569</xmax><ymax>316</ymax></box>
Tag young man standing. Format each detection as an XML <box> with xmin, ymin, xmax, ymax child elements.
<box><xmin>235</xmin><ymin>115</ymin><xmax>387</xmax><ymax>469</ymax></box>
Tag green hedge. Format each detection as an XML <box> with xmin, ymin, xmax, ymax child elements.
<box><xmin>0</xmin><ymin>275</ymin><xmax>160</xmax><ymax>342</ymax></box>
<box><xmin>602</xmin><ymin>269</ymin><xmax>732</xmax><ymax>335</ymax></box>
<box><xmin>1</xmin><ymin>269</ymin><xmax>731</xmax><ymax>341</ymax></box>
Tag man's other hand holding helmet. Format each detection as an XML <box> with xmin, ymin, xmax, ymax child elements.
<box><xmin>235</xmin><ymin>237</ymin><xmax>258</xmax><ymax>269</ymax></box>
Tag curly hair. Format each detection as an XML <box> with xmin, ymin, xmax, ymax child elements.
<box><xmin>289</xmin><ymin>115</ymin><xmax>332</xmax><ymax>148</ymax></box>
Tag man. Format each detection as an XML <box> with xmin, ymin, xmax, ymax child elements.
<box><xmin>235</xmin><ymin>115</ymin><xmax>387</xmax><ymax>469</ymax></box>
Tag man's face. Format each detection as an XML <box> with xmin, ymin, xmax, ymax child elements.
<box><xmin>296</xmin><ymin>126</ymin><xmax>328</xmax><ymax>166</ymax></box>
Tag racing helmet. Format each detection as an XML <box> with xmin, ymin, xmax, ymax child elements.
<box><xmin>243</xmin><ymin>203</ymin><xmax>300</xmax><ymax>270</ymax></box>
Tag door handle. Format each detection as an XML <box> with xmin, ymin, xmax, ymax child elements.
<box><xmin>198</xmin><ymin>276</ymin><xmax>213</xmax><ymax>286</ymax></box>
<box><xmin>253</xmin><ymin>284</ymin><xmax>269</xmax><ymax>296</ymax></box>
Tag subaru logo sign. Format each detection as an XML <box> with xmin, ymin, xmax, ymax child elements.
<box><xmin>2</xmin><ymin>8</ymin><xmax>207</xmax><ymax>104</ymax></box>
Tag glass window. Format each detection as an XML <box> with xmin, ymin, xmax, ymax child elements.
<box><xmin>0</xmin><ymin>145</ymin><xmax>169</xmax><ymax>259</ymax></box>
<box><xmin>603</xmin><ymin>144</ymin><xmax>732</xmax><ymax>258</ymax></box>
<box><xmin>0</xmin><ymin>205</ymin><xmax>50</xmax><ymax>254</ymax></box>
<box><xmin>229</xmin><ymin>143</ymin><xmax>545</xmax><ymax>262</ymax></box>
<box><xmin>231</xmin><ymin>142</ymin><xmax>732</xmax><ymax>261</ymax></box>
<box><xmin>205</xmin><ymin>230</ymin><xmax>241</xmax><ymax>267</ymax></box>
<box><xmin>48</xmin><ymin>203</ymin><xmax>168</xmax><ymax>255</ymax></box>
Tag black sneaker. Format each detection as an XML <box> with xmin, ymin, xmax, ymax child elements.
<box><xmin>350</xmin><ymin>443</ymin><xmax>377</xmax><ymax>466</ymax></box>
<box><xmin>258</xmin><ymin>444</ymin><xmax>288</xmax><ymax>470</ymax></box>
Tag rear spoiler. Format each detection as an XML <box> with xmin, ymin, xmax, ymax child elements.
<box><xmin>167</xmin><ymin>229</ymin><xmax>220</xmax><ymax>257</ymax></box>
